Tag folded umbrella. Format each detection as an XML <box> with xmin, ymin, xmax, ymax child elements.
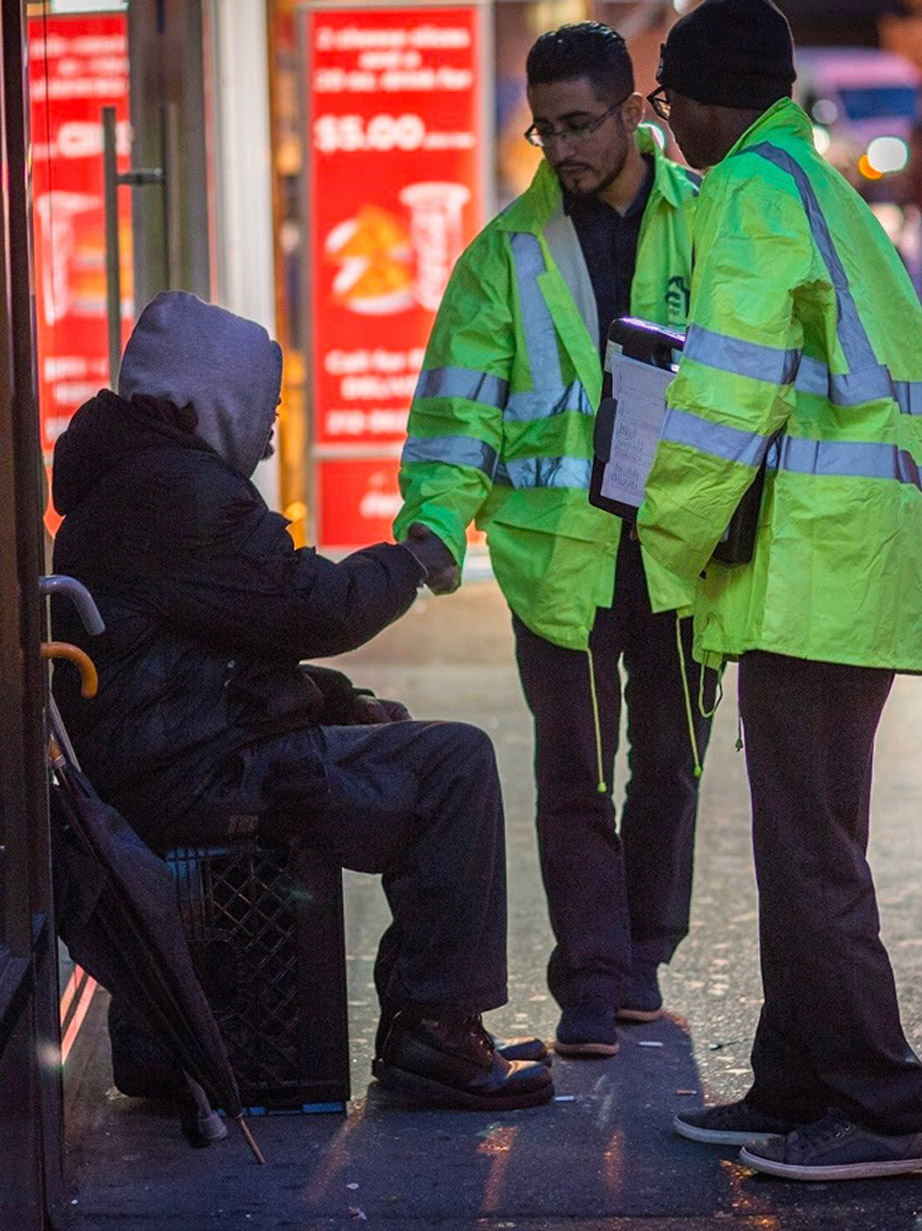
<box><xmin>49</xmin><ymin>742</ymin><xmax>264</xmax><ymax>1164</ymax></box>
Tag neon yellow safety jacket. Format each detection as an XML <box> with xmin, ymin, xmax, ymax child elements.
<box><xmin>395</xmin><ymin>127</ymin><xmax>700</xmax><ymax>650</ymax></box>
<box><xmin>638</xmin><ymin>98</ymin><xmax>922</xmax><ymax>672</ymax></box>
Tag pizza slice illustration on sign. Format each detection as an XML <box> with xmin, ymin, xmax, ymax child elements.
<box><xmin>325</xmin><ymin>204</ymin><xmax>414</xmax><ymax>315</ymax></box>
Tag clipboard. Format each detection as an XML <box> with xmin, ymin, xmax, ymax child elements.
<box><xmin>589</xmin><ymin>317</ymin><xmax>764</xmax><ymax>566</ymax></box>
<box><xmin>590</xmin><ymin>317</ymin><xmax>683</xmax><ymax>522</ymax></box>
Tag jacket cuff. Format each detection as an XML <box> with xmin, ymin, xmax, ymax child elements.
<box><xmin>395</xmin><ymin>541</ymin><xmax>429</xmax><ymax>584</ymax></box>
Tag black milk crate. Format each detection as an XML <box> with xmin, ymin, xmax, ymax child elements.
<box><xmin>166</xmin><ymin>840</ymin><xmax>350</xmax><ymax>1113</ymax></box>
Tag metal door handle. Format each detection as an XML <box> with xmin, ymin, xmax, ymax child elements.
<box><xmin>102</xmin><ymin>104</ymin><xmax>173</xmax><ymax>387</ymax></box>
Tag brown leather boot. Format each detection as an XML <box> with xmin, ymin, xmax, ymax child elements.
<box><xmin>375</xmin><ymin>1011</ymin><xmax>554</xmax><ymax>1110</ymax></box>
<box><xmin>374</xmin><ymin>1005</ymin><xmax>550</xmax><ymax>1067</ymax></box>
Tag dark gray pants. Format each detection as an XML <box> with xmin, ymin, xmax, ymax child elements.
<box><xmin>739</xmin><ymin>651</ymin><xmax>922</xmax><ymax>1134</ymax></box>
<box><xmin>513</xmin><ymin>534</ymin><xmax>711</xmax><ymax>1010</ymax></box>
<box><xmin>195</xmin><ymin>720</ymin><xmax>509</xmax><ymax>1017</ymax></box>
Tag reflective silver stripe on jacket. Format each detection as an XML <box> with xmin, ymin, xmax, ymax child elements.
<box><xmin>749</xmin><ymin>142</ymin><xmax>922</xmax><ymax>413</ymax></box>
<box><xmin>750</xmin><ymin>142</ymin><xmax>879</xmax><ymax>372</ymax></box>
<box><xmin>661</xmin><ymin>407</ymin><xmax>773</xmax><ymax>469</ymax></box>
<box><xmin>401</xmin><ymin>434</ymin><xmax>497</xmax><ymax>477</ymax></box>
<box><xmin>794</xmin><ymin>355</ymin><xmax>922</xmax><ymax>413</ymax></box>
<box><xmin>769</xmin><ymin>436</ymin><xmax>922</xmax><ymax>491</ymax></box>
<box><xmin>664</xmin><ymin>412</ymin><xmax>922</xmax><ymax>492</ymax></box>
<box><xmin>685</xmin><ymin>318</ymin><xmax>921</xmax><ymax>413</ymax></box>
<box><xmin>505</xmin><ymin>381</ymin><xmax>594</xmax><ymax>422</ymax></box>
<box><xmin>684</xmin><ymin>324</ymin><xmax>801</xmax><ymax>387</ymax></box>
<box><xmin>510</xmin><ymin>233</ymin><xmax>564</xmax><ymax>388</ymax></box>
<box><xmin>508</xmin><ymin>231</ymin><xmax>593</xmax><ymax>422</ymax></box>
<box><xmin>493</xmin><ymin>456</ymin><xmax>592</xmax><ymax>489</ymax></box>
<box><xmin>415</xmin><ymin>366</ymin><xmax>509</xmax><ymax>410</ymax></box>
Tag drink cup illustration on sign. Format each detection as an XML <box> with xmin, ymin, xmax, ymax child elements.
<box><xmin>399</xmin><ymin>182</ymin><xmax>471</xmax><ymax>311</ymax></box>
<box><xmin>35</xmin><ymin>191</ymin><xmax>103</xmax><ymax>326</ymax></box>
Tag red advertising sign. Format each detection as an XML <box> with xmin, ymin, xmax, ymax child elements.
<box><xmin>317</xmin><ymin>457</ymin><xmax>403</xmax><ymax>550</ymax></box>
<box><xmin>29</xmin><ymin>12</ymin><xmax>132</xmax><ymax>476</ymax></box>
<box><xmin>306</xmin><ymin>5</ymin><xmax>484</xmax><ymax>548</ymax></box>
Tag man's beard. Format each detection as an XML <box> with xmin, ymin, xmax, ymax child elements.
<box><xmin>555</xmin><ymin>141</ymin><xmax>629</xmax><ymax>199</ymax></box>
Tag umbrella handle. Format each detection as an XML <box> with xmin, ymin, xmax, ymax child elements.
<box><xmin>39</xmin><ymin>574</ymin><xmax>105</xmax><ymax>634</ymax></box>
<box><xmin>41</xmin><ymin>641</ymin><xmax>99</xmax><ymax>698</ymax></box>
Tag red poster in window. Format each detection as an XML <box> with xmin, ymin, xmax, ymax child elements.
<box><xmin>316</xmin><ymin>457</ymin><xmax>403</xmax><ymax>551</ymax></box>
<box><xmin>29</xmin><ymin>12</ymin><xmax>132</xmax><ymax>475</ymax></box>
<box><xmin>306</xmin><ymin>6</ymin><xmax>484</xmax><ymax>547</ymax></box>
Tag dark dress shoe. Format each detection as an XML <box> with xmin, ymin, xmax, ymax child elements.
<box><xmin>375</xmin><ymin>1012</ymin><xmax>554</xmax><ymax>1110</ymax></box>
<box><xmin>490</xmin><ymin>1032</ymin><xmax>551</xmax><ymax>1064</ymax></box>
<box><xmin>375</xmin><ymin>1008</ymin><xmax>550</xmax><ymax>1066</ymax></box>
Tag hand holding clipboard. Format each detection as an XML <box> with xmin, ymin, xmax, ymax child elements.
<box><xmin>589</xmin><ymin>317</ymin><xmax>765</xmax><ymax>566</ymax></box>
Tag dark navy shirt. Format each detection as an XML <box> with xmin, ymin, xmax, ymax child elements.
<box><xmin>563</xmin><ymin>154</ymin><xmax>655</xmax><ymax>359</ymax></box>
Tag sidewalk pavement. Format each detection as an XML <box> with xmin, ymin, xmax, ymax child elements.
<box><xmin>61</xmin><ymin>580</ymin><xmax>922</xmax><ymax>1230</ymax></box>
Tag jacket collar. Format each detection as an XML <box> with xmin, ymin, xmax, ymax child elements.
<box><xmin>498</xmin><ymin>125</ymin><xmax>686</xmax><ymax>234</ymax></box>
<box><xmin>725</xmin><ymin>97</ymin><xmax>814</xmax><ymax>159</ymax></box>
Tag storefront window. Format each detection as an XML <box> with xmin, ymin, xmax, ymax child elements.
<box><xmin>26</xmin><ymin>0</ymin><xmax>132</xmax><ymax>535</ymax></box>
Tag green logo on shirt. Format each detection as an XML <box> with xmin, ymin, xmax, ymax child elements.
<box><xmin>666</xmin><ymin>275</ymin><xmax>691</xmax><ymax>325</ymax></box>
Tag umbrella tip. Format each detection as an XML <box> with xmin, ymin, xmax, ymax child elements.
<box><xmin>235</xmin><ymin>1115</ymin><xmax>266</xmax><ymax>1165</ymax></box>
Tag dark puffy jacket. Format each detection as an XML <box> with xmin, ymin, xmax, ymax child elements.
<box><xmin>51</xmin><ymin>390</ymin><xmax>423</xmax><ymax>846</ymax></box>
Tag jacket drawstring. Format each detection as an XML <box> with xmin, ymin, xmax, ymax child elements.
<box><xmin>674</xmin><ymin>614</ymin><xmax>703</xmax><ymax>780</ymax></box>
<box><xmin>590</xmin><ymin>619</ymin><xmax>723</xmax><ymax>795</ymax></box>
<box><xmin>697</xmin><ymin>646</ymin><xmax>723</xmax><ymax>720</ymax></box>
<box><xmin>586</xmin><ymin>647</ymin><xmax>608</xmax><ymax>794</ymax></box>
<box><xmin>675</xmin><ymin>615</ymin><xmax>728</xmax><ymax>775</ymax></box>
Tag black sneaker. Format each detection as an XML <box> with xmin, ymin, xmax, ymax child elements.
<box><xmin>674</xmin><ymin>1099</ymin><xmax>801</xmax><ymax>1145</ymax></box>
<box><xmin>617</xmin><ymin>961</ymin><xmax>664</xmax><ymax>1023</ymax></box>
<box><xmin>375</xmin><ymin>1012</ymin><xmax>554</xmax><ymax>1111</ymax></box>
<box><xmin>554</xmin><ymin>1002</ymin><xmax>619</xmax><ymax>1057</ymax></box>
<box><xmin>740</xmin><ymin>1110</ymin><xmax>922</xmax><ymax>1181</ymax></box>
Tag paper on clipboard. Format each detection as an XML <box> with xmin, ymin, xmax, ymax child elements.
<box><xmin>599</xmin><ymin>353</ymin><xmax>674</xmax><ymax>509</ymax></box>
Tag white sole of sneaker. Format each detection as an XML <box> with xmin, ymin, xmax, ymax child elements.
<box><xmin>739</xmin><ymin>1146</ymin><xmax>922</xmax><ymax>1181</ymax></box>
<box><xmin>673</xmin><ymin>1116</ymin><xmax>786</xmax><ymax>1146</ymax></box>
<box><xmin>554</xmin><ymin>1039</ymin><xmax>620</xmax><ymax>1057</ymax></box>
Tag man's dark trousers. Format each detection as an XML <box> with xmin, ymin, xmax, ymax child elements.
<box><xmin>207</xmin><ymin>719</ymin><xmax>509</xmax><ymax>1017</ymax></box>
<box><xmin>513</xmin><ymin>532</ymin><xmax>711</xmax><ymax>1011</ymax></box>
<box><xmin>739</xmin><ymin>650</ymin><xmax>922</xmax><ymax>1134</ymax></box>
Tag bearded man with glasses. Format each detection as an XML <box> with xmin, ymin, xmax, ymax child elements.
<box><xmin>395</xmin><ymin>22</ymin><xmax>708</xmax><ymax>1058</ymax></box>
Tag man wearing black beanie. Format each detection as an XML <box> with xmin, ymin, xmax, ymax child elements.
<box><xmin>638</xmin><ymin>0</ymin><xmax>922</xmax><ymax>1184</ymax></box>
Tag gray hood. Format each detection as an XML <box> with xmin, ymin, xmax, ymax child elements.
<box><xmin>118</xmin><ymin>291</ymin><xmax>283</xmax><ymax>478</ymax></box>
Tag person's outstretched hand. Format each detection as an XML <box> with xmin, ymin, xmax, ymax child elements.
<box><xmin>402</xmin><ymin>522</ymin><xmax>461</xmax><ymax>594</ymax></box>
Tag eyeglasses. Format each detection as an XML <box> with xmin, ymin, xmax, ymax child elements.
<box><xmin>646</xmin><ymin>87</ymin><xmax>670</xmax><ymax>122</ymax></box>
<box><xmin>524</xmin><ymin>94</ymin><xmax>629</xmax><ymax>149</ymax></box>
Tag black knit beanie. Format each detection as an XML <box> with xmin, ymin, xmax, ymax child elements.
<box><xmin>657</xmin><ymin>0</ymin><xmax>795</xmax><ymax>110</ymax></box>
